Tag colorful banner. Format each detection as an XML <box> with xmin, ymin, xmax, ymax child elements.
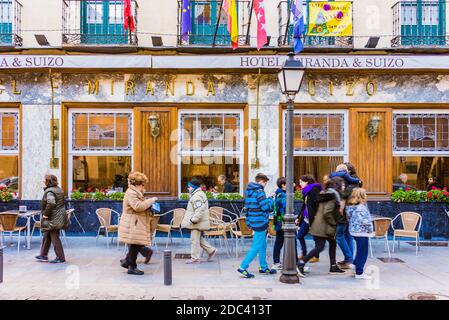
<box><xmin>307</xmin><ymin>1</ymin><xmax>352</xmax><ymax>37</ymax></box>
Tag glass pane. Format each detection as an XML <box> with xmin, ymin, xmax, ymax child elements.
<box><xmin>393</xmin><ymin>156</ymin><xmax>449</xmax><ymax>191</ymax></box>
<box><xmin>181</xmin><ymin>116</ymin><xmax>196</xmax><ymax>150</ymax></box>
<box><xmin>88</xmin><ymin>114</ymin><xmax>115</xmax><ymax>149</ymax></box>
<box><xmin>293</xmin><ymin>156</ymin><xmax>344</xmax><ymax>184</ymax></box>
<box><xmin>115</xmin><ymin>114</ymin><xmax>130</xmax><ymax>148</ymax></box>
<box><xmin>109</xmin><ymin>1</ymin><xmax>124</xmax><ymax>24</ymax></box>
<box><xmin>0</xmin><ymin>2</ymin><xmax>13</xmax><ymax>23</ymax></box>
<box><xmin>180</xmin><ymin>156</ymin><xmax>240</xmax><ymax>193</ymax></box>
<box><xmin>87</xmin><ymin>1</ymin><xmax>103</xmax><ymax>24</ymax></box>
<box><xmin>72</xmin><ymin>156</ymin><xmax>132</xmax><ymax>192</ymax></box>
<box><xmin>1</xmin><ymin>114</ymin><xmax>17</xmax><ymax>149</ymax></box>
<box><xmin>73</xmin><ymin>114</ymin><xmax>89</xmax><ymax>149</ymax></box>
<box><xmin>0</xmin><ymin>155</ymin><xmax>18</xmax><ymax>193</ymax></box>
<box><xmin>198</xmin><ymin>115</ymin><xmax>223</xmax><ymax>150</ymax></box>
<box><xmin>223</xmin><ymin>115</ymin><xmax>239</xmax><ymax>151</ymax></box>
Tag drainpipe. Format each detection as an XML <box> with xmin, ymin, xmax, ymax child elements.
<box><xmin>251</xmin><ymin>69</ymin><xmax>261</xmax><ymax>169</ymax></box>
<box><xmin>49</xmin><ymin>69</ymin><xmax>58</xmax><ymax>169</ymax></box>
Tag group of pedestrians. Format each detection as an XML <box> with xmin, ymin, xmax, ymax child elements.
<box><xmin>237</xmin><ymin>163</ymin><xmax>374</xmax><ymax>281</ymax></box>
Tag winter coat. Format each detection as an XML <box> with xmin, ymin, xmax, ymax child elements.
<box><xmin>330</xmin><ymin>170</ymin><xmax>360</xmax><ymax>187</ymax></box>
<box><xmin>309</xmin><ymin>188</ymin><xmax>341</xmax><ymax>239</ymax></box>
<box><xmin>342</xmin><ymin>173</ymin><xmax>363</xmax><ymax>200</ymax></box>
<box><xmin>345</xmin><ymin>204</ymin><xmax>374</xmax><ymax>237</ymax></box>
<box><xmin>273</xmin><ymin>188</ymin><xmax>286</xmax><ymax>232</ymax></box>
<box><xmin>244</xmin><ymin>182</ymin><xmax>273</xmax><ymax>231</ymax></box>
<box><xmin>298</xmin><ymin>184</ymin><xmax>322</xmax><ymax>226</ymax></box>
<box><xmin>118</xmin><ymin>185</ymin><xmax>156</xmax><ymax>246</ymax></box>
<box><xmin>41</xmin><ymin>186</ymin><xmax>69</xmax><ymax>231</ymax></box>
<box><xmin>181</xmin><ymin>188</ymin><xmax>210</xmax><ymax>231</ymax></box>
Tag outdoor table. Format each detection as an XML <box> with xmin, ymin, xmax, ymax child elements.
<box><xmin>0</xmin><ymin>210</ymin><xmax>41</xmax><ymax>250</ymax></box>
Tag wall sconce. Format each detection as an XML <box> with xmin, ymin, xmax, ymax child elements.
<box><xmin>148</xmin><ymin>113</ymin><xmax>160</xmax><ymax>138</ymax></box>
<box><xmin>367</xmin><ymin>115</ymin><xmax>382</xmax><ymax>141</ymax></box>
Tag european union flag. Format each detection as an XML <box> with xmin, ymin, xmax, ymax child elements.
<box><xmin>181</xmin><ymin>0</ymin><xmax>191</xmax><ymax>41</ymax></box>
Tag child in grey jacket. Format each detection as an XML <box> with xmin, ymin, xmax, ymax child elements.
<box><xmin>345</xmin><ymin>188</ymin><xmax>374</xmax><ymax>280</ymax></box>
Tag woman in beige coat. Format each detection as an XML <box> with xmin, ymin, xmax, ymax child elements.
<box><xmin>118</xmin><ymin>172</ymin><xmax>157</xmax><ymax>275</ymax></box>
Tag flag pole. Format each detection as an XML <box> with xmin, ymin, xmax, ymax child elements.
<box><xmin>212</xmin><ymin>0</ymin><xmax>225</xmax><ymax>47</ymax></box>
<box><xmin>128</xmin><ymin>15</ymin><xmax>132</xmax><ymax>44</ymax></box>
<box><xmin>283</xmin><ymin>0</ymin><xmax>293</xmax><ymax>45</ymax></box>
<box><xmin>245</xmin><ymin>0</ymin><xmax>255</xmax><ymax>46</ymax></box>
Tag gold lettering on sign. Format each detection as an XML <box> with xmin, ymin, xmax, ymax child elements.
<box><xmin>366</xmin><ymin>80</ymin><xmax>377</xmax><ymax>96</ymax></box>
<box><xmin>12</xmin><ymin>80</ymin><xmax>21</xmax><ymax>95</ymax></box>
<box><xmin>345</xmin><ymin>80</ymin><xmax>356</xmax><ymax>96</ymax></box>
<box><xmin>125</xmin><ymin>80</ymin><xmax>135</xmax><ymax>96</ymax></box>
<box><xmin>186</xmin><ymin>81</ymin><xmax>195</xmax><ymax>96</ymax></box>
<box><xmin>307</xmin><ymin>80</ymin><xmax>316</xmax><ymax>96</ymax></box>
<box><xmin>0</xmin><ymin>80</ymin><xmax>3</xmax><ymax>94</ymax></box>
<box><xmin>87</xmin><ymin>80</ymin><xmax>99</xmax><ymax>95</ymax></box>
<box><xmin>165</xmin><ymin>81</ymin><xmax>175</xmax><ymax>96</ymax></box>
<box><xmin>146</xmin><ymin>81</ymin><xmax>154</xmax><ymax>96</ymax></box>
<box><xmin>206</xmin><ymin>80</ymin><xmax>215</xmax><ymax>96</ymax></box>
<box><xmin>329</xmin><ymin>80</ymin><xmax>334</xmax><ymax>96</ymax></box>
<box><xmin>110</xmin><ymin>80</ymin><xmax>114</xmax><ymax>95</ymax></box>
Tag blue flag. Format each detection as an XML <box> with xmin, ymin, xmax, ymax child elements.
<box><xmin>181</xmin><ymin>0</ymin><xmax>191</xmax><ymax>41</ymax></box>
<box><xmin>291</xmin><ymin>0</ymin><xmax>305</xmax><ymax>53</ymax></box>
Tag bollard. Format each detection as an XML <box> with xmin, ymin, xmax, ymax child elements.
<box><xmin>0</xmin><ymin>246</ymin><xmax>3</xmax><ymax>283</ymax></box>
<box><xmin>163</xmin><ymin>250</ymin><xmax>172</xmax><ymax>286</ymax></box>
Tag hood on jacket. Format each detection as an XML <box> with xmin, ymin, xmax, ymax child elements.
<box><xmin>275</xmin><ymin>188</ymin><xmax>286</xmax><ymax>195</ymax></box>
<box><xmin>247</xmin><ymin>182</ymin><xmax>264</xmax><ymax>191</ymax></box>
<box><xmin>317</xmin><ymin>188</ymin><xmax>340</xmax><ymax>203</ymax></box>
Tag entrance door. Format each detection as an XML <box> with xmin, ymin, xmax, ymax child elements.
<box><xmin>134</xmin><ymin>107</ymin><xmax>177</xmax><ymax>198</ymax></box>
<box><xmin>349</xmin><ymin>108</ymin><xmax>393</xmax><ymax>197</ymax></box>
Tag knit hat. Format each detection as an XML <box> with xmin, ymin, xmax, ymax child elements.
<box><xmin>188</xmin><ymin>179</ymin><xmax>201</xmax><ymax>190</ymax></box>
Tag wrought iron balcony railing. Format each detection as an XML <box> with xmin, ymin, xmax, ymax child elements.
<box><xmin>0</xmin><ymin>0</ymin><xmax>22</xmax><ymax>47</ymax></box>
<box><xmin>62</xmin><ymin>0</ymin><xmax>138</xmax><ymax>46</ymax></box>
<box><xmin>392</xmin><ymin>1</ymin><xmax>448</xmax><ymax>47</ymax></box>
<box><xmin>277</xmin><ymin>1</ymin><xmax>353</xmax><ymax>49</ymax></box>
<box><xmin>177</xmin><ymin>0</ymin><xmax>252</xmax><ymax>47</ymax></box>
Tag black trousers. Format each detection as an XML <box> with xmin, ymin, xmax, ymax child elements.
<box><xmin>273</xmin><ymin>230</ymin><xmax>298</xmax><ymax>264</ymax></box>
<box><xmin>126</xmin><ymin>244</ymin><xmax>144</xmax><ymax>269</ymax></box>
<box><xmin>303</xmin><ymin>236</ymin><xmax>336</xmax><ymax>266</ymax></box>
<box><xmin>40</xmin><ymin>230</ymin><xmax>65</xmax><ymax>260</ymax></box>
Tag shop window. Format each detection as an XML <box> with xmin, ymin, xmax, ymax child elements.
<box><xmin>69</xmin><ymin>110</ymin><xmax>133</xmax><ymax>193</ymax></box>
<box><xmin>284</xmin><ymin>111</ymin><xmax>348</xmax><ymax>182</ymax></box>
<box><xmin>179</xmin><ymin>111</ymin><xmax>243</xmax><ymax>194</ymax></box>
<box><xmin>0</xmin><ymin>111</ymin><xmax>19</xmax><ymax>193</ymax></box>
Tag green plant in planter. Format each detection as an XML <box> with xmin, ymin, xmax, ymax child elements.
<box><xmin>391</xmin><ymin>189</ymin><xmax>422</xmax><ymax>203</ymax></box>
<box><xmin>179</xmin><ymin>193</ymin><xmax>190</xmax><ymax>201</ymax></box>
<box><xmin>205</xmin><ymin>191</ymin><xmax>214</xmax><ymax>199</ymax></box>
<box><xmin>70</xmin><ymin>189</ymin><xmax>85</xmax><ymax>200</ymax></box>
<box><xmin>0</xmin><ymin>190</ymin><xmax>13</xmax><ymax>202</ymax></box>
<box><xmin>91</xmin><ymin>190</ymin><xmax>107</xmax><ymax>201</ymax></box>
<box><xmin>294</xmin><ymin>190</ymin><xmax>303</xmax><ymax>201</ymax></box>
<box><xmin>224</xmin><ymin>193</ymin><xmax>244</xmax><ymax>201</ymax></box>
<box><xmin>108</xmin><ymin>192</ymin><xmax>125</xmax><ymax>201</ymax></box>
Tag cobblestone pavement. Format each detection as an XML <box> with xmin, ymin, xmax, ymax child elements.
<box><xmin>1</xmin><ymin>237</ymin><xmax>449</xmax><ymax>300</ymax></box>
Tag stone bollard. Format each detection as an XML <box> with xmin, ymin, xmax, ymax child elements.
<box><xmin>163</xmin><ymin>250</ymin><xmax>172</xmax><ymax>286</ymax></box>
<box><xmin>0</xmin><ymin>246</ymin><xmax>3</xmax><ymax>283</ymax></box>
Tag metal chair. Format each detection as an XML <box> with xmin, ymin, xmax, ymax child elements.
<box><xmin>0</xmin><ymin>213</ymin><xmax>26</xmax><ymax>252</ymax></box>
<box><xmin>31</xmin><ymin>209</ymin><xmax>72</xmax><ymax>248</ymax></box>
<box><xmin>204</xmin><ymin>216</ymin><xmax>231</xmax><ymax>256</ymax></box>
<box><xmin>95</xmin><ymin>208</ymin><xmax>120</xmax><ymax>249</ymax></box>
<box><xmin>150</xmin><ymin>215</ymin><xmax>161</xmax><ymax>252</ymax></box>
<box><xmin>369</xmin><ymin>217</ymin><xmax>392</xmax><ymax>258</ymax></box>
<box><xmin>230</xmin><ymin>217</ymin><xmax>254</xmax><ymax>258</ymax></box>
<box><xmin>156</xmin><ymin>208</ymin><xmax>186</xmax><ymax>248</ymax></box>
<box><xmin>209</xmin><ymin>206</ymin><xmax>236</xmax><ymax>236</ymax></box>
<box><xmin>391</xmin><ymin>211</ymin><xmax>422</xmax><ymax>255</ymax></box>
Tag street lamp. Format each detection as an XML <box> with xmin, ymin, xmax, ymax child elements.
<box><xmin>278</xmin><ymin>52</ymin><xmax>305</xmax><ymax>284</ymax></box>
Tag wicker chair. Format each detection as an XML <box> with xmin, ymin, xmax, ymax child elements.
<box><xmin>369</xmin><ymin>217</ymin><xmax>392</xmax><ymax>258</ymax></box>
<box><xmin>230</xmin><ymin>217</ymin><xmax>254</xmax><ymax>257</ymax></box>
<box><xmin>209</xmin><ymin>206</ymin><xmax>238</xmax><ymax>235</ymax></box>
<box><xmin>204</xmin><ymin>216</ymin><xmax>231</xmax><ymax>256</ymax></box>
<box><xmin>156</xmin><ymin>208</ymin><xmax>186</xmax><ymax>248</ymax></box>
<box><xmin>31</xmin><ymin>209</ymin><xmax>73</xmax><ymax>248</ymax></box>
<box><xmin>95</xmin><ymin>208</ymin><xmax>120</xmax><ymax>249</ymax></box>
<box><xmin>391</xmin><ymin>212</ymin><xmax>422</xmax><ymax>255</ymax></box>
<box><xmin>0</xmin><ymin>213</ymin><xmax>26</xmax><ymax>252</ymax></box>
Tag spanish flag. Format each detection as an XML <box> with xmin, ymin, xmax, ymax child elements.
<box><xmin>223</xmin><ymin>0</ymin><xmax>238</xmax><ymax>49</ymax></box>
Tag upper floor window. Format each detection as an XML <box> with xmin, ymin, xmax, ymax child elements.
<box><xmin>0</xmin><ymin>0</ymin><xmax>22</xmax><ymax>46</ymax></box>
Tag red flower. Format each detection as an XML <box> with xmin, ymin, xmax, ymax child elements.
<box><xmin>405</xmin><ymin>188</ymin><xmax>411</xmax><ymax>191</ymax></box>
<box><xmin>427</xmin><ymin>191</ymin><xmax>433</xmax><ymax>199</ymax></box>
<box><xmin>86</xmin><ymin>187</ymin><xmax>94</xmax><ymax>193</ymax></box>
<box><xmin>0</xmin><ymin>186</ymin><xmax>5</xmax><ymax>191</ymax></box>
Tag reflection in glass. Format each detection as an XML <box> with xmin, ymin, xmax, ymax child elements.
<box><xmin>0</xmin><ymin>156</ymin><xmax>18</xmax><ymax>192</ymax></box>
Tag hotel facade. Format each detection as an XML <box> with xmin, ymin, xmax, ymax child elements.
<box><xmin>1</xmin><ymin>0</ymin><xmax>449</xmax><ymax>202</ymax></box>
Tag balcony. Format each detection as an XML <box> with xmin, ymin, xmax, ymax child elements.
<box><xmin>62</xmin><ymin>0</ymin><xmax>138</xmax><ymax>46</ymax></box>
<box><xmin>277</xmin><ymin>1</ymin><xmax>353</xmax><ymax>49</ymax></box>
<box><xmin>0</xmin><ymin>0</ymin><xmax>22</xmax><ymax>47</ymax></box>
<box><xmin>177</xmin><ymin>0</ymin><xmax>252</xmax><ymax>47</ymax></box>
<box><xmin>392</xmin><ymin>1</ymin><xmax>448</xmax><ymax>47</ymax></box>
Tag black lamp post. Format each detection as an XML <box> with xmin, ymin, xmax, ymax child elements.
<box><xmin>277</xmin><ymin>52</ymin><xmax>305</xmax><ymax>284</ymax></box>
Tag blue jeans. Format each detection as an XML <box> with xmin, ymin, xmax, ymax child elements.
<box><xmin>353</xmin><ymin>236</ymin><xmax>369</xmax><ymax>275</ymax></box>
<box><xmin>240</xmin><ymin>230</ymin><xmax>268</xmax><ymax>270</ymax></box>
<box><xmin>336</xmin><ymin>223</ymin><xmax>354</xmax><ymax>263</ymax></box>
<box><xmin>297</xmin><ymin>220</ymin><xmax>310</xmax><ymax>256</ymax></box>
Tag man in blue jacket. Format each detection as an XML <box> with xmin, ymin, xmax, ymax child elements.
<box><xmin>238</xmin><ymin>173</ymin><xmax>276</xmax><ymax>278</ymax></box>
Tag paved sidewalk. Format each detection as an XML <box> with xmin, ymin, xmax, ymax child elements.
<box><xmin>1</xmin><ymin>236</ymin><xmax>449</xmax><ymax>300</ymax></box>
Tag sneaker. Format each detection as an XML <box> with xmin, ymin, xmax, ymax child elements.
<box><xmin>237</xmin><ymin>268</ymin><xmax>255</xmax><ymax>278</ymax></box>
<box><xmin>48</xmin><ymin>259</ymin><xmax>65</xmax><ymax>264</ymax></box>
<box><xmin>296</xmin><ymin>264</ymin><xmax>306</xmax><ymax>278</ymax></box>
<box><xmin>185</xmin><ymin>259</ymin><xmax>201</xmax><ymax>264</ymax></box>
<box><xmin>309</xmin><ymin>257</ymin><xmax>320</xmax><ymax>263</ymax></box>
<box><xmin>355</xmin><ymin>273</ymin><xmax>372</xmax><ymax>280</ymax></box>
<box><xmin>271</xmin><ymin>263</ymin><xmax>283</xmax><ymax>270</ymax></box>
<box><xmin>329</xmin><ymin>265</ymin><xmax>346</xmax><ymax>275</ymax></box>
<box><xmin>35</xmin><ymin>255</ymin><xmax>48</xmax><ymax>262</ymax></box>
<box><xmin>303</xmin><ymin>266</ymin><xmax>311</xmax><ymax>273</ymax></box>
<box><xmin>259</xmin><ymin>267</ymin><xmax>277</xmax><ymax>275</ymax></box>
<box><xmin>207</xmin><ymin>249</ymin><xmax>218</xmax><ymax>262</ymax></box>
<box><xmin>337</xmin><ymin>262</ymin><xmax>353</xmax><ymax>270</ymax></box>
<box><xmin>127</xmin><ymin>267</ymin><xmax>144</xmax><ymax>275</ymax></box>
